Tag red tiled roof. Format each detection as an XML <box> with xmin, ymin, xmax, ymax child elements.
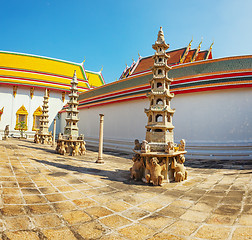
<box><xmin>196</xmin><ymin>50</ymin><xmax>208</xmax><ymax>61</ymax></box>
<box><xmin>133</xmin><ymin>48</ymin><xmax>186</xmax><ymax>74</ymax></box>
<box><xmin>184</xmin><ymin>49</ymin><xmax>196</xmax><ymax>63</ymax></box>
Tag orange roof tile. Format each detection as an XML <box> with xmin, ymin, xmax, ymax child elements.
<box><xmin>196</xmin><ymin>50</ymin><xmax>208</xmax><ymax>61</ymax></box>
<box><xmin>184</xmin><ymin>49</ymin><xmax>196</xmax><ymax>63</ymax></box>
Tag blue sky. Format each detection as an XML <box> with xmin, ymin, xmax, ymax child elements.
<box><xmin>1</xmin><ymin>0</ymin><xmax>252</xmax><ymax>84</ymax></box>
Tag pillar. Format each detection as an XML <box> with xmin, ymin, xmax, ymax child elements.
<box><xmin>52</xmin><ymin>119</ymin><xmax>56</xmax><ymax>146</ymax></box>
<box><xmin>96</xmin><ymin>114</ymin><xmax>104</xmax><ymax>163</ymax></box>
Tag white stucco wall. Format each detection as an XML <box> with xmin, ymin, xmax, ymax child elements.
<box><xmin>0</xmin><ymin>85</ymin><xmax>68</xmax><ymax>137</ymax></box>
<box><xmin>70</xmin><ymin>87</ymin><xmax>252</xmax><ymax>159</ymax></box>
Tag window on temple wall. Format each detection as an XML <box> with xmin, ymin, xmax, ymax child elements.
<box><xmin>159</xmin><ymin>58</ymin><xmax>162</xmax><ymax>63</ymax></box>
<box><xmin>158</xmin><ymin>69</ymin><xmax>162</xmax><ymax>75</ymax></box>
<box><xmin>149</xmin><ymin>115</ymin><xmax>152</xmax><ymax>122</ymax></box>
<box><xmin>156</xmin><ymin>114</ymin><xmax>163</xmax><ymax>122</ymax></box>
<box><xmin>32</xmin><ymin>106</ymin><xmax>42</xmax><ymax>131</ymax></box>
<box><xmin>156</xmin><ymin>99</ymin><xmax>163</xmax><ymax>105</ymax></box>
<box><xmin>155</xmin><ymin>129</ymin><xmax>163</xmax><ymax>132</ymax></box>
<box><xmin>157</xmin><ymin>82</ymin><xmax>162</xmax><ymax>88</ymax></box>
<box><xmin>15</xmin><ymin>105</ymin><xmax>28</xmax><ymax>131</ymax></box>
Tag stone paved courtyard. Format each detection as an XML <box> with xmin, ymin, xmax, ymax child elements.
<box><xmin>0</xmin><ymin>139</ymin><xmax>251</xmax><ymax>240</ymax></box>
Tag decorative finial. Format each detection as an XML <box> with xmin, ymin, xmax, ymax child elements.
<box><xmin>138</xmin><ymin>52</ymin><xmax>141</xmax><ymax>58</ymax></box>
<box><xmin>189</xmin><ymin>36</ymin><xmax>193</xmax><ymax>46</ymax></box>
<box><xmin>209</xmin><ymin>40</ymin><xmax>214</xmax><ymax>49</ymax></box>
<box><xmin>100</xmin><ymin>66</ymin><xmax>103</xmax><ymax>72</ymax></box>
<box><xmin>72</xmin><ymin>70</ymin><xmax>78</xmax><ymax>84</ymax></box>
<box><xmin>45</xmin><ymin>88</ymin><xmax>48</xmax><ymax>97</ymax></box>
<box><xmin>82</xmin><ymin>58</ymin><xmax>86</xmax><ymax>64</ymax></box>
<box><xmin>132</xmin><ymin>58</ymin><xmax>135</xmax><ymax>62</ymax></box>
<box><xmin>157</xmin><ymin>26</ymin><xmax>165</xmax><ymax>43</ymax></box>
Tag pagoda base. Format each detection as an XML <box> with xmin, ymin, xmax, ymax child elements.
<box><xmin>133</xmin><ymin>149</ymin><xmax>187</xmax><ymax>184</ymax></box>
<box><xmin>56</xmin><ymin>135</ymin><xmax>86</xmax><ymax>156</ymax></box>
<box><xmin>34</xmin><ymin>132</ymin><xmax>52</xmax><ymax>145</ymax></box>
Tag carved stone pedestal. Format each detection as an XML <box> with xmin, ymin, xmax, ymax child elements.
<box><xmin>56</xmin><ymin>135</ymin><xmax>86</xmax><ymax>156</ymax></box>
<box><xmin>133</xmin><ymin>149</ymin><xmax>187</xmax><ymax>184</ymax></box>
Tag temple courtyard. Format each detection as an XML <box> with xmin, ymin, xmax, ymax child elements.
<box><xmin>0</xmin><ymin>139</ymin><xmax>251</xmax><ymax>240</ymax></box>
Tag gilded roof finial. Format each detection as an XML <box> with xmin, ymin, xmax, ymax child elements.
<box><xmin>209</xmin><ymin>40</ymin><xmax>214</xmax><ymax>50</ymax></box>
<box><xmin>138</xmin><ymin>52</ymin><xmax>141</xmax><ymax>58</ymax></box>
<box><xmin>100</xmin><ymin>66</ymin><xmax>103</xmax><ymax>72</ymax></box>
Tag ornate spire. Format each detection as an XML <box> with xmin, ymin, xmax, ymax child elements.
<box><xmin>71</xmin><ymin>70</ymin><xmax>78</xmax><ymax>85</ymax></box>
<box><xmin>156</xmin><ymin>27</ymin><xmax>165</xmax><ymax>44</ymax></box>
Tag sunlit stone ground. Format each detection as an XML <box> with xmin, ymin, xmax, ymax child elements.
<box><xmin>0</xmin><ymin>139</ymin><xmax>251</xmax><ymax>240</ymax></box>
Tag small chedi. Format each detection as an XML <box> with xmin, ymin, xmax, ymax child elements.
<box><xmin>56</xmin><ymin>71</ymin><xmax>86</xmax><ymax>156</ymax></box>
<box><xmin>131</xmin><ymin>27</ymin><xmax>187</xmax><ymax>186</ymax></box>
<box><xmin>34</xmin><ymin>89</ymin><xmax>53</xmax><ymax>144</ymax></box>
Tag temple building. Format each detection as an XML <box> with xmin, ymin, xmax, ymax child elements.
<box><xmin>71</xmin><ymin>32</ymin><xmax>252</xmax><ymax>160</ymax></box>
<box><xmin>0</xmin><ymin>51</ymin><xmax>104</xmax><ymax>138</ymax></box>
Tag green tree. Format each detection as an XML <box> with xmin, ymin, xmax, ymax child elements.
<box><xmin>17</xmin><ymin>121</ymin><xmax>27</xmax><ymax>138</ymax></box>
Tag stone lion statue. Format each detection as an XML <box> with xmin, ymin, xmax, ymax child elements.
<box><xmin>130</xmin><ymin>155</ymin><xmax>144</xmax><ymax>181</ymax></box>
<box><xmin>145</xmin><ymin>157</ymin><xmax>166</xmax><ymax>186</ymax></box>
<box><xmin>141</xmin><ymin>140</ymin><xmax>150</xmax><ymax>153</ymax></box>
<box><xmin>171</xmin><ymin>154</ymin><xmax>187</xmax><ymax>182</ymax></box>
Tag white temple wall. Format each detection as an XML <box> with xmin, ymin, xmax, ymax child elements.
<box><xmin>74</xmin><ymin>87</ymin><xmax>252</xmax><ymax>159</ymax></box>
<box><xmin>0</xmin><ymin>85</ymin><xmax>68</xmax><ymax>138</ymax></box>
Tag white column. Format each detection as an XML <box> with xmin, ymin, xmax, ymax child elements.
<box><xmin>96</xmin><ymin>114</ymin><xmax>104</xmax><ymax>163</ymax></box>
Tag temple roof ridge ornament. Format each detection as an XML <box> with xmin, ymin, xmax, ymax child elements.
<box><xmin>192</xmin><ymin>39</ymin><xmax>203</xmax><ymax>62</ymax></box>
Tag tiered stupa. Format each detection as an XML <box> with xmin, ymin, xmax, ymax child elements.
<box><xmin>34</xmin><ymin>89</ymin><xmax>52</xmax><ymax>144</ymax></box>
<box><xmin>132</xmin><ymin>27</ymin><xmax>187</xmax><ymax>185</ymax></box>
<box><xmin>145</xmin><ymin>26</ymin><xmax>175</xmax><ymax>152</ymax></box>
<box><xmin>56</xmin><ymin>71</ymin><xmax>86</xmax><ymax>156</ymax></box>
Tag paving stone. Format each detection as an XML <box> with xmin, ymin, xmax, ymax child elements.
<box><xmin>23</xmin><ymin>195</ymin><xmax>48</xmax><ymax>204</ymax></box>
<box><xmin>157</xmin><ymin>205</ymin><xmax>187</xmax><ymax>218</ymax></box>
<box><xmin>213</xmin><ymin>204</ymin><xmax>241</xmax><ymax>216</ymax></box>
<box><xmin>121</xmin><ymin>207</ymin><xmax>149</xmax><ymax>220</ymax></box>
<box><xmin>238</xmin><ymin>214</ymin><xmax>252</xmax><ymax>226</ymax></box>
<box><xmin>45</xmin><ymin>193</ymin><xmax>68</xmax><ymax>202</ymax></box>
<box><xmin>140</xmin><ymin>215</ymin><xmax>174</xmax><ymax>229</ymax></box>
<box><xmin>194</xmin><ymin>224</ymin><xmax>231</xmax><ymax>239</ymax></box>
<box><xmin>149</xmin><ymin>232</ymin><xmax>186</xmax><ymax>240</ymax></box>
<box><xmin>232</xmin><ymin>226</ymin><xmax>252</xmax><ymax>240</ymax></box>
<box><xmin>85</xmin><ymin>206</ymin><xmax>113</xmax><ymax>219</ymax></box>
<box><xmin>43</xmin><ymin>227</ymin><xmax>77</xmax><ymax>240</ymax></box>
<box><xmin>100</xmin><ymin>214</ymin><xmax>132</xmax><ymax>228</ymax></box>
<box><xmin>53</xmin><ymin>201</ymin><xmax>77</xmax><ymax>212</ymax></box>
<box><xmin>106</xmin><ymin>200</ymin><xmax>132</xmax><ymax>212</ymax></box>
<box><xmin>74</xmin><ymin>221</ymin><xmax>105</xmax><ymax>239</ymax></box>
<box><xmin>180</xmin><ymin>209</ymin><xmax>210</xmax><ymax>222</ymax></box>
<box><xmin>5</xmin><ymin>231</ymin><xmax>40</xmax><ymax>240</ymax></box>
<box><xmin>206</xmin><ymin>213</ymin><xmax>236</xmax><ymax>225</ymax></box>
<box><xmin>72</xmin><ymin>197</ymin><xmax>97</xmax><ymax>208</ymax></box>
<box><xmin>62</xmin><ymin>210</ymin><xmax>92</xmax><ymax>225</ymax></box>
<box><xmin>118</xmin><ymin>224</ymin><xmax>155</xmax><ymax>240</ymax></box>
<box><xmin>1</xmin><ymin>205</ymin><xmax>26</xmax><ymax>216</ymax></box>
<box><xmin>27</xmin><ymin>204</ymin><xmax>55</xmax><ymax>214</ymax></box>
<box><xmin>33</xmin><ymin>214</ymin><xmax>62</xmax><ymax>228</ymax></box>
<box><xmin>2</xmin><ymin>195</ymin><xmax>24</xmax><ymax>204</ymax></box>
<box><xmin>5</xmin><ymin>216</ymin><xmax>33</xmax><ymax>231</ymax></box>
<box><xmin>165</xmin><ymin>220</ymin><xmax>200</xmax><ymax>236</ymax></box>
